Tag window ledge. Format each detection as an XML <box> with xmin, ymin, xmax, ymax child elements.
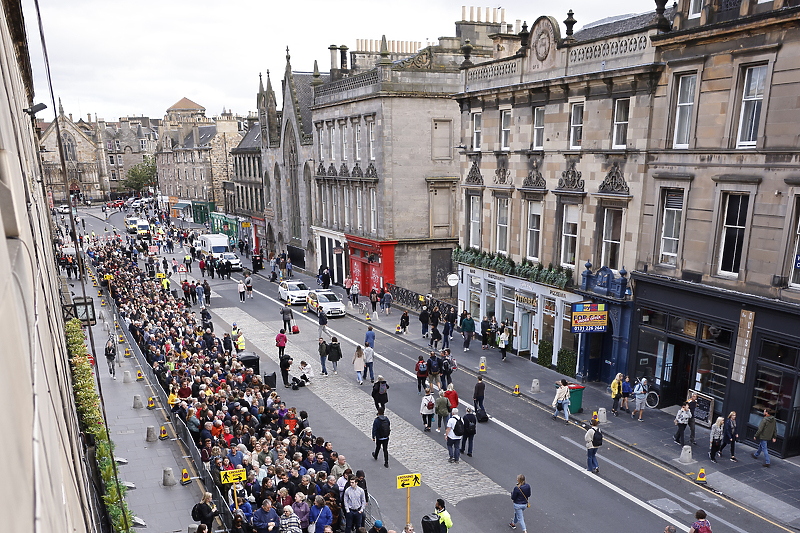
<box><xmin>711</xmin><ymin>174</ymin><xmax>762</xmax><ymax>184</ymax></box>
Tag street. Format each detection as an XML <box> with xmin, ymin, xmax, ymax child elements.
<box><xmin>78</xmin><ymin>208</ymin><xmax>788</xmax><ymax>533</ymax></box>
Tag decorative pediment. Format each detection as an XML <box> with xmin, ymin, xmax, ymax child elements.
<box><xmin>598</xmin><ymin>163</ymin><xmax>630</xmax><ymax>194</ymax></box>
<box><xmin>465</xmin><ymin>161</ymin><xmax>484</xmax><ymax>185</ymax></box>
<box><xmin>327</xmin><ymin>163</ymin><xmax>338</xmax><ymax>176</ymax></box>
<box><xmin>365</xmin><ymin>162</ymin><xmax>378</xmax><ymax>179</ymax></box>
<box><xmin>351</xmin><ymin>162</ymin><xmax>364</xmax><ymax>178</ymax></box>
<box><xmin>317</xmin><ymin>162</ymin><xmax>326</xmax><ymax>176</ymax></box>
<box><xmin>494</xmin><ymin>166</ymin><xmax>512</xmax><ymax>185</ymax></box>
<box><xmin>557</xmin><ymin>162</ymin><xmax>583</xmax><ymax>192</ymax></box>
<box><xmin>394</xmin><ymin>49</ymin><xmax>432</xmax><ymax>70</ymax></box>
<box><xmin>523</xmin><ymin>160</ymin><xmax>546</xmax><ymax>188</ymax></box>
<box><xmin>339</xmin><ymin>163</ymin><xmax>350</xmax><ymax>177</ymax></box>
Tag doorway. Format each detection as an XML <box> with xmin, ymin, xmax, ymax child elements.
<box><xmin>659</xmin><ymin>339</ymin><xmax>696</xmax><ymax>407</ymax></box>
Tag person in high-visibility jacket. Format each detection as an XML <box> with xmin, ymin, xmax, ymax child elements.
<box><xmin>235</xmin><ymin>333</ymin><xmax>245</xmax><ymax>353</ymax></box>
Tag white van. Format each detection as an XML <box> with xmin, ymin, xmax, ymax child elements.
<box><xmin>198</xmin><ymin>234</ymin><xmax>230</xmax><ymax>259</ymax></box>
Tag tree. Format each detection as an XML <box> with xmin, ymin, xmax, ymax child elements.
<box><xmin>122</xmin><ymin>155</ymin><xmax>156</xmax><ymax>194</ymax></box>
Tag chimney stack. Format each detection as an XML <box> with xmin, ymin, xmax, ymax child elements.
<box><xmin>329</xmin><ymin>44</ymin><xmax>338</xmax><ymax>71</ymax></box>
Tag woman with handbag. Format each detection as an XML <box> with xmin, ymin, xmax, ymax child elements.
<box><xmin>551</xmin><ymin>379</ymin><xmax>571</xmax><ymax>424</ymax></box>
<box><xmin>719</xmin><ymin>411</ymin><xmax>739</xmax><ymax>462</ymax></box>
<box><xmin>610</xmin><ymin>373</ymin><xmax>623</xmax><ymax>416</ymax></box>
<box><xmin>498</xmin><ymin>326</ymin><xmax>509</xmax><ymax>361</ymax></box>
<box><xmin>709</xmin><ymin>416</ymin><xmax>725</xmax><ymax>463</ymax></box>
<box><xmin>509</xmin><ymin>474</ymin><xmax>531</xmax><ymax>532</ymax></box>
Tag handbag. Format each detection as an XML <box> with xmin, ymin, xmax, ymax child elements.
<box><xmin>519</xmin><ymin>486</ymin><xmax>530</xmax><ymax>508</ymax></box>
<box><xmin>308</xmin><ymin>509</ymin><xmax>321</xmax><ymax>533</ymax></box>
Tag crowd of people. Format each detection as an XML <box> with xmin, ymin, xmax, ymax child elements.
<box><xmin>88</xmin><ymin>237</ymin><xmax>387</xmax><ymax>533</ymax></box>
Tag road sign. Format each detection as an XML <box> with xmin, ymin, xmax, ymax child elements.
<box><xmin>104</xmin><ymin>274</ymin><xmax>113</xmax><ymax>280</ymax></box>
<box><xmin>447</xmin><ymin>273</ymin><xmax>459</xmax><ymax>287</ymax></box>
<box><xmin>177</xmin><ymin>264</ymin><xmax>188</xmax><ymax>273</ymax></box>
<box><xmin>241</xmin><ymin>222</ymin><xmax>251</xmax><ymax>228</ymax></box>
<box><xmin>156</xmin><ymin>272</ymin><xmax>165</xmax><ymax>279</ymax></box>
<box><xmin>396</xmin><ymin>473</ymin><xmax>421</xmax><ymax>489</ymax></box>
<box><xmin>220</xmin><ymin>468</ymin><xmax>246</xmax><ymax>484</ymax></box>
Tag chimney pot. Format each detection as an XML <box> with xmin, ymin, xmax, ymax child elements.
<box><xmin>470</xmin><ymin>6</ymin><xmax>474</xmax><ymax>21</ymax></box>
<box><xmin>477</xmin><ymin>7</ymin><xmax>482</xmax><ymax>22</ymax></box>
<box><xmin>462</xmin><ymin>5</ymin><xmax>466</xmax><ymax>21</ymax></box>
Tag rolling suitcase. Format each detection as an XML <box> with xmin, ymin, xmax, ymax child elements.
<box><xmin>476</xmin><ymin>406</ymin><xmax>489</xmax><ymax>423</ymax></box>
<box><xmin>292</xmin><ymin>320</ymin><xmax>300</xmax><ymax>335</ymax></box>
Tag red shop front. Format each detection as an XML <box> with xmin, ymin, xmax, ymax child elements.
<box><xmin>347</xmin><ymin>234</ymin><xmax>396</xmax><ymax>295</ymax></box>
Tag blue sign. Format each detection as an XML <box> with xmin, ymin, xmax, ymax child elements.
<box><xmin>795</xmin><ymin>254</ymin><xmax>800</xmax><ymax>269</ymax></box>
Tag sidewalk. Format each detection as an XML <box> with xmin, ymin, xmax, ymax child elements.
<box><xmin>278</xmin><ymin>268</ymin><xmax>800</xmax><ymax>529</ymax></box>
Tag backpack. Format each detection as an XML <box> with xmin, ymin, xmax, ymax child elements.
<box><xmin>695</xmin><ymin>521</ymin><xmax>711</xmax><ymax>533</ymax></box>
<box><xmin>378</xmin><ymin>382</ymin><xmax>387</xmax><ymax>395</ymax></box>
<box><xmin>449</xmin><ymin>357</ymin><xmax>458</xmax><ymax>372</ymax></box>
<box><xmin>452</xmin><ymin>416</ymin><xmax>464</xmax><ymax>437</ymax></box>
<box><xmin>591</xmin><ymin>427</ymin><xmax>603</xmax><ymax>447</ymax></box>
<box><xmin>426</xmin><ymin>399</ymin><xmax>434</xmax><ymax>410</ymax></box>
<box><xmin>417</xmin><ymin>361</ymin><xmax>427</xmax><ymax>373</ymax></box>
<box><xmin>378</xmin><ymin>416</ymin><xmax>390</xmax><ymax>438</ymax></box>
<box><xmin>428</xmin><ymin>358</ymin><xmax>439</xmax><ymax>373</ymax></box>
<box><xmin>463</xmin><ymin>416</ymin><xmax>476</xmax><ymax>435</ymax></box>
<box><xmin>440</xmin><ymin>357</ymin><xmax>451</xmax><ymax>374</ymax></box>
<box><xmin>191</xmin><ymin>503</ymin><xmax>202</xmax><ymax>521</ymax></box>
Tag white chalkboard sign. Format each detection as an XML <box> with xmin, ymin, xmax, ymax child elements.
<box><xmin>687</xmin><ymin>390</ymin><xmax>715</xmax><ymax>428</ymax></box>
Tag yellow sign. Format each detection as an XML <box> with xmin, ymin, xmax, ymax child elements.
<box><xmin>418</xmin><ymin>295</ymin><xmax>425</xmax><ymax>302</ymax></box>
<box><xmin>396</xmin><ymin>473</ymin><xmax>421</xmax><ymax>489</ymax></box>
<box><xmin>221</xmin><ymin>468</ymin><xmax>246</xmax><ymax>484</ymax></box>
<box><xmin>156</xmin><ymin>272</ymin><xmax>165</xmax><ymax>279</ymax></box>
<box><xmin>104</xmin><ymin>274</ymin><xmax>113</xmax><ymax>280</ymax></box>
<box><xmin>242</xmin><ymin>222</ymin><xmax>251</xmax><ymax>228</ymax></box>
<box><xmin>571</xmin><ymin>303</ymin><xmax>608</xmax><ymax>333</ymax></box>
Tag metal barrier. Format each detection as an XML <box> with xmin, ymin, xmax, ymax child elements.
<box><xmin>386</xmin><ymin>283</ymin><xmax>456</xmax><ymax>317</ymax></box>
<box><xmin>364</xmin><ymin>493</ymin><xmax>384</xmax><ymax>530</ymax></box>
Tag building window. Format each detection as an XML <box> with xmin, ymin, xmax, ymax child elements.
<box><xmin>791</xmin><ymin>208</ymin><xmax>800</xmax><ymax>287</ymax></box>
<box><xmin>355</xmin><ymin>125</ymin><xmax>361</xmax><ymax>161</ymax></box>
<box><xmin>321</xmin><ymin>185</ymin><xmax>327</xmax><ymax>225</ymax></box>
<box><xmin>331</xmin><ymin>186</ymin><xmax>338</xmax><ymax>225</ymax></box>
<box><xmin>527</xmin><ymin>201</ymin><xmax>541</xmax><ymax>261</ymax></box>
<box><xmin>106</xmin><ymin>141</ymin><xmax>113</xmax><ymax>151</ymax></box>
<box><xmin>496</xmin><ymin>197</ymin><xmax>509</xmax><ymax>254</ymax></box>
<box><xmin>673</xmin><ymin>74</ymin><xmax>697</xmax><ymax>148</ymax></box>
<box><xmin>500</xmin><ymin>109</ymin><xmax>511</xmax><ymax>151</ymax></box>
<box><xmin>329</xmin><ymin>126</ymin><xmax>335</xmax><ymax>161</ymax></box>
<box><xmin>688</xmin><ymin>0</ymin><xmax>702</xmax><ymax>18</ymax></box>
<box><xmin>660</xmin><ymin>190</ymin><xmax>684</xmax><ymax>267</ymax></box>
<box><xmin>319</xmin><ymin>128</ymin><xmax>324</xmax><ymax>162</ymax></box>
<box><xmin>612</xmin><ymin>98</ymin><xmax>629</xmax><ymax>149</ymax></box>
<box><xmin>109</xmin><ymin>155</ymin><xmax>115</xmax><ymax>165</ymax></box>
<box><xmin>356</xmin><ymin>188</ymin><xmax>363</xmax><ymax>229</ymax></box>
<box><xmin>140</xmin><ymin>139</ymin><xmax>147</xmax><ymax>150</ymax></box>
<box><xmin>533</xmin><ymin>107</ymin><xmax>544</xmax><ymax>150</ymax></box>
<box><xmin>562</xmin><ymin>302</ymin><xmax>578</xmax><ymax>352</ymax></box>
<box><xmin>469</xmin><ymin>195</ymin><xmax>481</xmax><ymax>249</ymax></box>
<box><xmin>601</xmin><ymin>208</ymin><xmax>623</xmax><ymax>270</ymax></box>
<box><xmin>561</xmin><ymin>204</ymin><xmax>578</xmax><ymax>267</ymax></box>
<box><xmin>368</xmin><ymin>122</ymin><xmax>375</xmax><ymax>160</ymax></box>
<box><xmin>342</xmin><ymin>123</ymin><xmax>348</xmax><ymax>161</ymax></box>
<box><xmin>114</xmin><ymin>140</ymin><xmax>120</xmax><ymax>151</ymax></box>
<box><xmin>110</xmin><ymin>170</ymin><xmax>117</xmax><ymax>180</ymax></box>
<box><xmin>472</xmin><ymin>112</ymin><xmax>482</xmax><ymax>150</ymax></box>
<box><xmin>569</xmin><ymin>103</ymin><xmax>584</xmax><ymax>149</ymax></box>
<box><xmin>736</xmin><ymin>65</ymin><xmax>768</xmax><ymax>149</ymax></box>
<box><xmin>718</xmin><ymin>194</ymin><xmax>749</xmax><ymax>275</ymax></box>
<box><xmin>344</xmin><ymin>188</ymin><xmax>350</xmax><ymax>227</ymax></box>
<box><xmin>370</xmin><ymin>189</ymin><xmax>377</xmax><ymax>234</ymax></box>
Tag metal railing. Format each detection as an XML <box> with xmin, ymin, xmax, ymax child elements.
<box><xmin>386</xmin><ymin>283</ymin><xmax>456</xmax><ymax>317</ymax></box>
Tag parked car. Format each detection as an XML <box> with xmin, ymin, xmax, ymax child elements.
<box><xmin>107</xmin><ymin>200</ymin><xmax>124</xmax><ymax>208</ymax></box>
<box><xmin>57</xmin><ymin>204</ymin><xmax>71</xmax><ymax>214</ymax></box>
<box><xmin>278</xmin><ymin>280</ymin><xmax>310</xmax><ymax>305</ymax></box>
<box><xmin>306</xmin><ymin>290</ymin><xmax>346</xmax><ymax>317</ymax></box>
<box><xmin>221</xmin><ymin>252</ymin><xmax>242</xmax><ymax>271</ymax></box>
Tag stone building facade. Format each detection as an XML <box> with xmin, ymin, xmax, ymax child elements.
<box><xmin>39</xmin><ymin>102</ymin><xmax>105</xmax><ymax>203</ymax></box>
<box><xmin>155</xmin><ymin>98</ymin><xmax>243</xmax><ymax>223</ymax></box>
<box><xmin>310</xmin><ymin>12</ymin><xmax>503</xmax><ymax>295</ymax></box>
<box><xmin>229</xmin><ymin>118</ymin><xmax>263</xmax><ymax>252</ymax></box>
<box><xmin>98</xmin><ymin>116</ymin><xmax>159</xmax><ymax>199</ymax></box>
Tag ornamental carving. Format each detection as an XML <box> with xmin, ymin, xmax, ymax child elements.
<box><xmin>339</xmin><ymin>163</ymin><xmax>350</xmax><ymax>177</ymax></box>
<box><xmin>317</xmin><ymin>162</ymin><xmax>326</xmax><ymax>176</ymax></box>
<box><xmin>465</xmin><ymin>161</ymin><xmax>484</xmax><ymax>185</ymax></box>
<box><xmin>394</xmin><ymin>49</ymin><xmax>432</xmax><ymax>69</ymax></box>
<box><xmin>568</xmin><ymin>35</ymin><xmax>647</xmax><ymax>63</ymax></box>
<box><xmin>523</xmin><ymin>160</ymin><xmax>546</xmax><ymax>188</ymax></box>
<box><xmin>532</xmin><ymin>20</ymin><xmax>554</xmax><ymax>62</ymax></box>
<box><xmin>494</xmin><ymin>166</ymin><xmax>512</xmax><ymax>185</ymax></box>
<box><xmin>365</xmin><ymin>162</ymin><xmax>378</xmax><ymax>179</ymax></box>
<box><xmin>351</xmin><ymin>162</ymin><xmax>364</xmax><ymax>178</ymax></box>
<box><xmin>327</xmin><ymin>163</ymin><xmax>338</xmax><ymax>177</ymax></box>
<box><xmin>598</xmin><ymin>163</ymin><xmax>630</xmax><ymax>194</ymax></box>
<box><xmin>557</xmin><ymin>162</ymin><xmax>584</xmax><ymax>191</ymax></box>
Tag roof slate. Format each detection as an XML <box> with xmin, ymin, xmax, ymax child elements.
<box><xmin>232</xmin><ymin>123</ymin><xmax>261</xmax><ymax>152</ymax></box>
<box><xmin>572</xmin><ymin>6</ymin><xmax>676</xmax><ymax>43</ymax></box>
<box><xmin>292</xmin><ymin>72</ymin><xmax>329</xmax><ymax>137</ymax></box>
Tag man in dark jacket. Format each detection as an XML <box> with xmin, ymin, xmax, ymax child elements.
<box><xmin>318</xmin><ymin>308</ymin><xmax>329</xmax><ymax>339</ymax></box>
<box><xmin>460</xmin><ymin>313</ymin><xmax>476</xmax><ymax>352</ymax></box>
<box><xmin>752</xmin><ymin>408</ymin><xmax>778</xmax><ymax>467</ymax></box>
<box><xmin>280</xmin><ymin>356</ymin><xmax>293</xmax><ymax>388</ymax></box>
<box><xmin>371</xmin><ymin>408</ymin><xmax>390</xmax><ymax>468</ymax></box>
<box><xmin>419</xmin><ymin>306</ymin><xmax>430</xmax><ymax>338</ymax></box>
<box><xmin>459</xmin><ymin>406</ymin><xmax>478</xmax><ymax>457</ymax></box>
<box><xmin>372</xmin><ymin>376</ymin><xmax>389</xmax><ymax>412</ymax></box>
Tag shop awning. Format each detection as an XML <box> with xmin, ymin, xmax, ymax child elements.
<box><xmin>172</xmin><ymin>201</ymin><xmax>192</xmax><ymax>210</ymax></box>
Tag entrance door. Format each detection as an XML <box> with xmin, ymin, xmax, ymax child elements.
<box><xmin>659</xmin><ymin>339</ymin><xmax>696</xmax><ymax>407</ymax></box>
<box><xmin>519</xmin><ymin>312</ymin><xmax>531</xmax><ymax>354</ymax></box>
<box><xmin>587</xmin><ymin>332</ymin><xmax>603</xmax><ymax>381</ymax></box>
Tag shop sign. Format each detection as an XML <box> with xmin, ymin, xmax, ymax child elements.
<box><xmin>549</xmin><ymin>289</ymin><xmax>567</xmax><ymax>298</ymax></box>
<box><xmin>242</xmin><ymin>222</ymin><xmax>251</xmax><ymax>228</ymax></box>
<box><xmin>571</xmin><ymin>303</ymin><xmax>607</xmax><ymax>333</ymax></box>
<box><xmin>487</xmin><ymin>273</ymin><xmax>506</xmax><ymax>282</ymax></box>
<box><xmin>515</xmin><ymin>293</ymin><xmax>538</xmax><ymax>312</ymax></box>
<box><xmin>795</xmin><ymin>254</ymin><xmax>800</xmax><ymax>269</ymax></box>
<box><xmin>731</xmin><ymin>310</ymin><xmax>754</xmax><ymax>384</ymax></box>
<box><xmin>519</xmin><ymin>281</ymin><xmax>534</xmax><ymax>292</ymax></box>
<box><xmin>333</xmin><ymin>247</ymin><xmax>344</xmax><ymax>255</ymax></box>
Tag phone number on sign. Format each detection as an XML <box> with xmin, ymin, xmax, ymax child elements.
<box><xmin>572</xmin><ymin>325</ymin><xmax>607</xmax><ymax>333</ymax></box>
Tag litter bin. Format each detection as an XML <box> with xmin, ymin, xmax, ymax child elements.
<box><xmin>237</xmin><ymin>352</ymin><xmax>260</xmax><ymax>374</ymax></box>
<box><xmin>567</xmin><ymin>383</ymin><xmax>585</xmax><ymax>414</ymax></box>
<box><xmin>252</xmin><ymin>254</ymin><xmax>262</xmax><ymax>273</ymax></box>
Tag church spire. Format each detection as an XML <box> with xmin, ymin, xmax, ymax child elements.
<box><xmin>58</xmin><ymin>97</ymin><xmax>64</xmax><ymax>117</ymax></box>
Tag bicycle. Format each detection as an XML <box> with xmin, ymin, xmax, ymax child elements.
<box><xmin>356</xmin><ymin>301</ymin><xmax>368</xmax><ymax>315</ymax></box>
<box><xmin>645</xmin><ymin>389</ymin><xmax>660</xmax><ymax>409</ymax></box>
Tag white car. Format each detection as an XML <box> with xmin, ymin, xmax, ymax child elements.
<box><xmin>57</xmin><ymin>204</ymin><xmax>71</xmax><ymax>214</ymax></box>
<box><xmin>307</xmin><ymin>290</ymin><xmax>346</xmax><ymax>317</ymax></box>
<box><xmin>279</xmin><ymin>281</ymin><xmax>310</xmax><ymax>305</ymax></box>
<box><xmin>221</xmin><ymin>252</ymin><xmax>242</xmax><ymax>271</ymax></box>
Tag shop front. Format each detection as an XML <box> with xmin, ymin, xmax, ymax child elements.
<box><xmin>210</xmin><ymin>212</ymin><xmax>238</xmax><ymax>244</ymax></box>
<box><xmin>347</xmin><ymin>234</ymin><xmax>396</xmax><ymax>295</ymax></box>
<box><xmin>192</xmin><ymin>200</ymin><xmax>214</xmax><ymax>225</ymax></box>
<box><xmin>456</xmin><ymin>264</ymin><xmax>582</xmax><ymax>367</ymax></box>
<box><xmin>313</xmin><ymin>226</ymin><xmax>348</xmax><ymax>286</ymax></box>
<box><xmin>631</xmin><ymin>272</ymin><xmax>800</xmax><ymax>458</ymax></box>
<box><xmin>252</xmin><ymin>217</ymin><xmax>266</xmax><ymax>255</ymax></box>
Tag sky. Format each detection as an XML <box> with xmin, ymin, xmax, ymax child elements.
<box><xmin>23</xmin><ymin>0</ymin><xmax>649</xmax><ymax>123</ymax></box>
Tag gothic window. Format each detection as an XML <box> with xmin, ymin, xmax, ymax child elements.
<box><xmin>61</xmin><ymin>133</ymin><xmax>77</xmax><ymax>161</ymax></box>
<box><xmin>284</xmin><ymin>123</ymin><xmax>302</xmax><ymax>240</ymax></box>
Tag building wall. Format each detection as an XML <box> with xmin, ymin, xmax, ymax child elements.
<box><xmin>40</xmin><ymin>114</ymin><xmax>104</xmax><ymax>201</ymax></box>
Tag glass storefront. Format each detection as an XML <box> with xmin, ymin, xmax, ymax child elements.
<box><xmin>749</xmin><ymin>340</ymin><xmax>800</xmax><ymax>446</ymax></box>
<box><xmin>501</xmin><ymin>286</ymin><xmax>515</xmax><ymax>326</ymax></box>
<box><xmin>562</xmin><ymin>302</ymin><xmax>578</xmax><ymax>352</ymax></box>
<box><xmin>485</xmin><ymin>282</ymin><xmax>497</xmax><ymax>321</ymax></box>
<box><xmin>542</xmin><ymin>297</ymin><xmax>556</xmax><ymax>344</ymax></box>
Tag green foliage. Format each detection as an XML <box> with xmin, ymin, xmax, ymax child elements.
<box><xmin>556</xmin><ymin>349</ymin><xmax>578</xmax><ymax>378</ymax></box>
<box><xmin>122</xmin><ymin>155</ymin><xmax>156</xmax><ymax>193</ymax></box>
<box><xmin>537</xmin><ymin>340</ymin><xmax>553</xmax><ymax>368</ymax></box>
<box><xmin>453</xmin><ymin>248</ymin><xmax>573</xmax><ymax>288</ymax></box>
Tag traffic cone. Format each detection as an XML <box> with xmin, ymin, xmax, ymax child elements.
<box><xmin>146</xmin><ymin>397</ymin><xmax>155</xmax><ymax>410</ymax></box>
<box><xmin>98</xmin><ymin>290</ymin><xmax>102</xmax><ymax>296</ymax></box>
<box><xmin>158</xmin><ymin>425</ymin><xmax>168</xmax><ymax>440</ymax></box>
<box><xmin>366</xmin><ymin>312</ymin><xmax>371</xmax><ymax>321</ymax></box>
<box><xmin>303</xmin><ymin>306</ymin><xmax>307</xmax><ymax>313</ymax></box>
<box><xmin>101</xmin><ymin>299</ymin><xmax>106</xmax><ymax>306</ymax></box>
<box><xmin>479</xmin><ymin>356</ymin><xmax>486</xmax><ymax>373</ymax></box>
<box><xmin>396</xmin><ymin>325</ymin><xmax>401</xmax><ymax>334</ymax></box>
<box><xmin>695</xmin><ymin>468</ymin><xmax>707</xmax><ymax>485</ymax></box>
<box><xmin>119</xmin><ymin>335</ymin><xmax>125</xmax><ymax>344</ymax></box>
<box><xmin>593</xmin><ymin>411</ymin><xmax>599</xmax><ymax>423</ymax></box>
<box><xmin>180</xmin><ymin>468</ymin><xmax>192</xmax><ymax>486</ymax></box>
<box><xmin>513</xmin><ymin>384</ymin><xmax>520</xmax><ymax>396</ymax></box>
<box><xmin>136</xmin><ymin>370</ymin><xmax>144</xmax><ymax>381</ymax></box>
<box><xmin>124</xmin><ymin>348</ymin><xmax>131</xmax><ymax>358</ymax></box>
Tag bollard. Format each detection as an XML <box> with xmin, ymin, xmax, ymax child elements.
<box><xmin>597</xmin><ymin>408</ymin><xmax>607</xmax><ymax>423</ymax></box>
<box><xmin>132</xmin><ymin>395</ymin><xmax>144</xmax><ymax>409</ymax></box>
<box><xmin>679</xmin><ymin>445</ymin><xmax>693</xmax><ymax>464</ymax></box>
<box><xmin>187</xmin><ymin>525</ymin><xmax>199</xmax><ymax>533</ymax></box>
<box><xmin>146</xmin><ymin>426</ymin><xmax>157</xmax><ymax>442</ymax></box>
<box><xmin>122</xmin><ymin>370</ymin><xmax>133</xmax><ymax>383</ymax></box>
<box><xmin>530</xmin><ymin>379</ymin><xmax>540</xmax><ymax>393</ymax></box>
<box><xmin>162</xmin><ymin>467</ymin><xmax>177</xmax><ymax>486</ymax></box>
<box><xmin>479</xmin><ymin>356</ymin><xmax>487</xmax><ymax>373</ymax></box>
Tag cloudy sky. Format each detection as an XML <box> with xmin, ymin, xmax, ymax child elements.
<box><xmin>24</xmin><ymin>0</ymin><xmax>650</xmax><ymax>123</ymax></box>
